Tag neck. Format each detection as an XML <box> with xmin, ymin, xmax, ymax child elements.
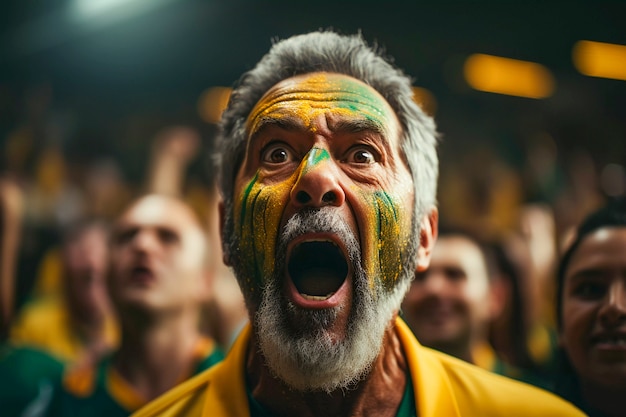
<box><xmin>113</xmin><ymin>307</ymin><xmax>203</xmax><ymax>401</ymax></box>
<box><xmin>247</xmin><ymin>322</ymin><xmax>407</xmax><ymax>417</ymax></box>
<box><xmin>68</xmin><ymin>306</ymin><xmax>112</xmax><ymax>363</ymax></box>
<box><xmin>580</xmin><ymin>380</ymin><xmax>626</xmax><ymax>417</ymax></box>
<box><xmin>72</xmin><ymin>313</ymin><xmax>107</xmax><ymax>341</ymax></box>
<box><xmin>431</xmin><ymin>327</ymin><xmax>488</xmax><ymax>366</ymax></box>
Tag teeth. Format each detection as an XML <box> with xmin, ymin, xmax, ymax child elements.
<box><xmin>302</xmin><ymin>292</ymin><xmax>334</xmax><ymax>301</ymax></box>
<box><xmin>597</xmin><ymin>336</ymin><xmax>626</xmax><ymax>345</ymax></box>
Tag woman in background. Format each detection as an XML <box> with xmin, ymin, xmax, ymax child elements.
<box><xmin>553</xmin><ymin>198</ymin><xmax>626</xmax><ymax>417</ymax></box>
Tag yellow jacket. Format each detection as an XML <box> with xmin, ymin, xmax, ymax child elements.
<box><xmin>10</xmin><ymin>296</ymin><xmax>118</xmax><ymax>364</ymax></box>
<box><xmin>132</xmin><ymin>318</ymin><xmax>585</xmax><ymax>417</ymax></box>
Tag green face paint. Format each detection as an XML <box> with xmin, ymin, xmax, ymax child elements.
<box><xmin>234</xmin><ymin>147</ymin><xmax>332</xmax><ymax>285</ymax></box>
<box><xmin>360</xmin><ymin>189</ymin><xmax>413</xmax><ymax>291</ymax></box>
<box><xmin>302</xmin><ymin>148</ymin><xmax>330</xmax><ymax>175</ymax></box>
<box><xmin>235</xmin><ymin>72</ymin><xmax>413</xmax><ymax>291</ymax></box>
<box><xmin>246</xmin><ymin>73</ymin><xmax>394</xmax><ymax>137</ymax></box>
<box><xmin>234</xmin><ymin>172</ymin><xmax>290</xmax><ymax>285</ymax></box>
<box><xmin>235</xmin><ymin>150</ymin><xmax>412</xmax><ymax>289</ymax></box>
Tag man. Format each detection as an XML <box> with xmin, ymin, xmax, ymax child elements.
<box><xmin>133</xmin><ymin>31</ymin><xmax>584</xmax><ymax>416</ymax></box>
<box><xmin>401</xmin><ymin>228</ymin><xmax>547</xmax><ymax>386</ymax></box>
<box><xmin>402</xmin><ymin>229</ymin><xmax>502</xmax><ymax>362</ymax></box>
<box><xmin>11</xmin><ymin>219</ymin><xmax>119</xmax><ymax>365</ymax></box>
<box><xmin>44</xmin><ymin>194</ymin><xmax>223</xmax><ymax>416</ymax></box>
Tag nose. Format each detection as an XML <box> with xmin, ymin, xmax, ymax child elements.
<box><xmin>599</xmin><ymin>280</ymin><xmax>626</xmax><ymax>328</ymax></box>
<box><xmin>290</xmin><ymin>148</ymin><xmax>345</xmax><ymax>208</ymax></box>
<box><xmin>413</xmin><ymin>270</ymin><xmax>448</xmax><ymax>299</ymax></box>
<box><xmin>131</xmin><ymin>230</ymin><xmax>158</xmax><ymax>255</ymax></box>
<box><xmin>422</xmin><ymin>272</ymin><xmax>448</xmax><ymax>295</ymax></box>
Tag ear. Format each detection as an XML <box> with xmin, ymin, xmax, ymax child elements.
<box><xmin>415</xmin><ymin>207</ymin><xmax>438</xmax><ymax>272</ymax></box>
<box><xmin>218</xmin><ymin>201</ymin><xmax>232</xmax><ymax>266</ymax></box>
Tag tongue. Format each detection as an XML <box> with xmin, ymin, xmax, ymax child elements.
<box><xmin>296</xmin><ymin>267</ymin><xmax>342</xmax><ymax>297</ymax></box>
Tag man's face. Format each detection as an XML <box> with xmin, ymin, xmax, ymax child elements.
<box><xmin>109</xmin><ymin>195</ymin><xmax>209</xmax><ymax>312</ymax></box>
<box><xmin>402</xmin><ymin>235</ymin><xmax>491</xmax><ymax>351</ymax></box>
<box><xmin>64</xmin><ymin>225</ymin><xmax>111</xmax><ymax>321</ymax></box>
<box><xmin>229</xmin><ymin>72</ymin><xmax>418</xmax><ymax>391</ymax></box>
<box><xmin>561</xmin><ymin>227</ymin><xmax>626</xmax><ymax>387</ymax></box>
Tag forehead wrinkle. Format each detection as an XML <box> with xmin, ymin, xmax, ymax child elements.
<box><xmin>246</xmin><ymin>84</ymin><xmax>391</xmax><ymax>136</ymax></box>
<box><xmin>248</xmin><ymin>110</ymin><xmax>392</xmax><ymax>149</ymax></box>
<box><xmin>249</xmin><ymin>115</ymin><xmax>309</xmax><ymax>139</ymax></box>
<box><xmin>250</xmin><ymin>92</ymin><xmax>387</xmax><ymax>119</ymax></box>
<box><xmin>251</xmin><ymin>113</ymin><xmax>388</xmax><ymax>137</ymax></box>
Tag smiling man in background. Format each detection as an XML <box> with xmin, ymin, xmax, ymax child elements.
<box><xmin>401</xmin><ymin>227</ymin><xmax>549</xmax><ymax>388</ymax></box>
<box><xmin>402</xmin><ymin>228</ymin><xmax>502</xmax><ymax>364</ymax></box>
<box><xmin>133</xmin><ymin>31</ymin><xmax>585</xmax><ymax>417</ymax></box>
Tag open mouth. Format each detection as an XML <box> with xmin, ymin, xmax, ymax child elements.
<box><xmin>129</xmin><ymin>265</ymin><xmax>154</xmax><ymax>284</ymax></box>
<box><xmin>592</xmin><ymin>334</ymin><xmax>626</xmax><ymax>347</ymax></box>
<box><xmin>287</xmin><ymin>240</ymin><xmax>348</xmax><ymax>300</ymax></box>
<box><xmin>132</xmin><ymin>265</ymin><xmax>151</xmax><ymax>275</ymax></box>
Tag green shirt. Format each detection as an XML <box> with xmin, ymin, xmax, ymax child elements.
<box><xmin>44</xmin><ymin>343</ymin><xmax>224</xmax><ymax>417</ymax></box>
<box><xmin>248</xmin><ymin>374</ymin><xmax>416</xmax><ymax>417</ymax></box>
<box><xmin>0</xmin><ymin>344</ymin><xmax>64</xmax><ymax>417</ymax></box>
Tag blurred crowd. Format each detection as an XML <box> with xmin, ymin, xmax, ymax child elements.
<box><xmin>0</xmin><ymin>81</ymin><xmax>623</xmax><ymax>416</ymax></box>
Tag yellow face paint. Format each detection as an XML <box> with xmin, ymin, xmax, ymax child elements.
<box><xmin>359</xmin><ymin>189</ymin><xmax>413</xmax><ymax>291</ymax></box>
<box><xmin>246</xmin><ymin>73</ymin><xmax>394</xmax><ymax>137</ymax></box>
<box><xmin>234</xmin><ymin>148</ymin><xmax>332</xmax><ymax>284</ymax></box>
<box><xmin>235</xmin><ymin>72</ymin><xmax>413</xmax><ymax>289</ymax></box>
<box><xmin>234</xmin><ymin>170</ymin><xmax>291</xmax><ymax>286</ymax></box>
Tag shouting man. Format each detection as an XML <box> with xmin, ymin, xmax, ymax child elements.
<box><xmin>133</xmin><ymin>31</ymin><xmax>584</xmax><ymax>417</ymax></box>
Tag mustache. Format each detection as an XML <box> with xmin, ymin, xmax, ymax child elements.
<box><xmin>277</xmin><ymin>207</ymin><xmax>361</xmax><ymax>263</ymax></box>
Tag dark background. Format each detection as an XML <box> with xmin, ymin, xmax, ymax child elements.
<box><xmin>1</xmin><ymin>0</ymin><xmax>625</xmax><ymax>216</ymax></box>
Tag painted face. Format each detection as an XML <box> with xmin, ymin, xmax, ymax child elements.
<box><xmin>232</xmin><ymin>72</ymin><xmax>415</xmax><ymax>303</ymax></box>
<box><xmin>230</xmin><ymin>71</ymin><xmax>417</xmax><ymax>391</ymax></box>
<box><xmin>402</xmin><ymin>235</ymin><xmax>492</xmax><ymax>351</ymax></box>
<box><xmin>109</xmin><ymin>195</ymin><xmax>210</xmax><ymax>311</ymax></box>
<box><xmin>561</xmin><ymin>227</ymin><xmax>626</xmax><ymax>387</ymax></box>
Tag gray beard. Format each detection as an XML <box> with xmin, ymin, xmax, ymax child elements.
<box><xmin>255</xmin><ymin>208</ymin><xmax>416</xmax><ymax>392</ymax></box>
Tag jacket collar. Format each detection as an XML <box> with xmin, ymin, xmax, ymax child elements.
<box><xmin>204</xmin><ymin>318</ymin><xmax>461</xmax><ymax>417</ymax></box>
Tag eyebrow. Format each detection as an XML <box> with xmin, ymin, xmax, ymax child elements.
<box><xmin>252</xmin><ymin>116</ymin><xmax>306</xmax><ymax>134</ymax></box>
<box><xmin>250</xmin><ymin>114</ymin><xmax>389</xmax><ymax>139</ymax></box>
<box><xmin>568</xmin><ymin>268</ymin><xmax>608</xmax><ymax>282</ymax></box>
<box><xmin>327</xmin><ymin>118</ymin><xmax>387</xmax><ymax>136</ymax></box>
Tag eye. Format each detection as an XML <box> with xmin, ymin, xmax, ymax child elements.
<box><xmin>158</xmin><ymin>228</ymin><xmax>179</xmax><ymax>245</ymax></box>
<box><xmin>572</xmin><ymin>281</ymin><xmax>607</xmax><ymax>300</ymax></box>
<box><xmin>113</xmin><ymin>228</ymin><xmax>137</xmax><ymax>245</ymax></box>
<box><xmin>261</xmin><ymin>143</ymin><xmax>293</xmax><ymax>164</ymax></box>
<box><xmin>346</xmin><ymin>146</ymin><xmax>377</xmax><ymax>164</ymax></box>
<box><xmin>444</xmin><ymin>267</ymin><xmax>466</xmax><ymax>282</ymax></box>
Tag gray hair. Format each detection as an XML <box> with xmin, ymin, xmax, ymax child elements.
<box><xmin>217</xmin><ymin>30</ymin><xmax>439</xmax><ymax>256</ymax></box>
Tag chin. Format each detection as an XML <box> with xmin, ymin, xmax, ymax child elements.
<box><xmin>246</xmin><ymin>207</ymin><xmax>419</xmax><ymax>392</ymax></box>
<box><xmin>256</xmin><ymin>265</ymin><xmax>410</xmax><ymax>392</ymax></box>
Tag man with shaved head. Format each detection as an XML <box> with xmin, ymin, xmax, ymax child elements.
<box><xmin>43</xmin><ymin>194</ymin><xmax>223</xmax><ymax>416</ymax></box>
<box><xmin>133</xmin><ymin>31</ymin><xmax>584</xmax><ymax>417</ymax></box>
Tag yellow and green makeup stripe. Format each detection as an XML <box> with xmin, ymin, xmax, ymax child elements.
<box><xmin>246</xmin><ymin>73</ymin><xmax>392</xmax><ymax>136</ymax></box>
<box><xmin>360</xmin><ymin>189</ymin><xmax>412</xmax><ymax>291</ymax></box>
<box><xmin>234</xmin><ymin>147</ymin><xmax>334</xmax><ymax>284</ymax></box>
